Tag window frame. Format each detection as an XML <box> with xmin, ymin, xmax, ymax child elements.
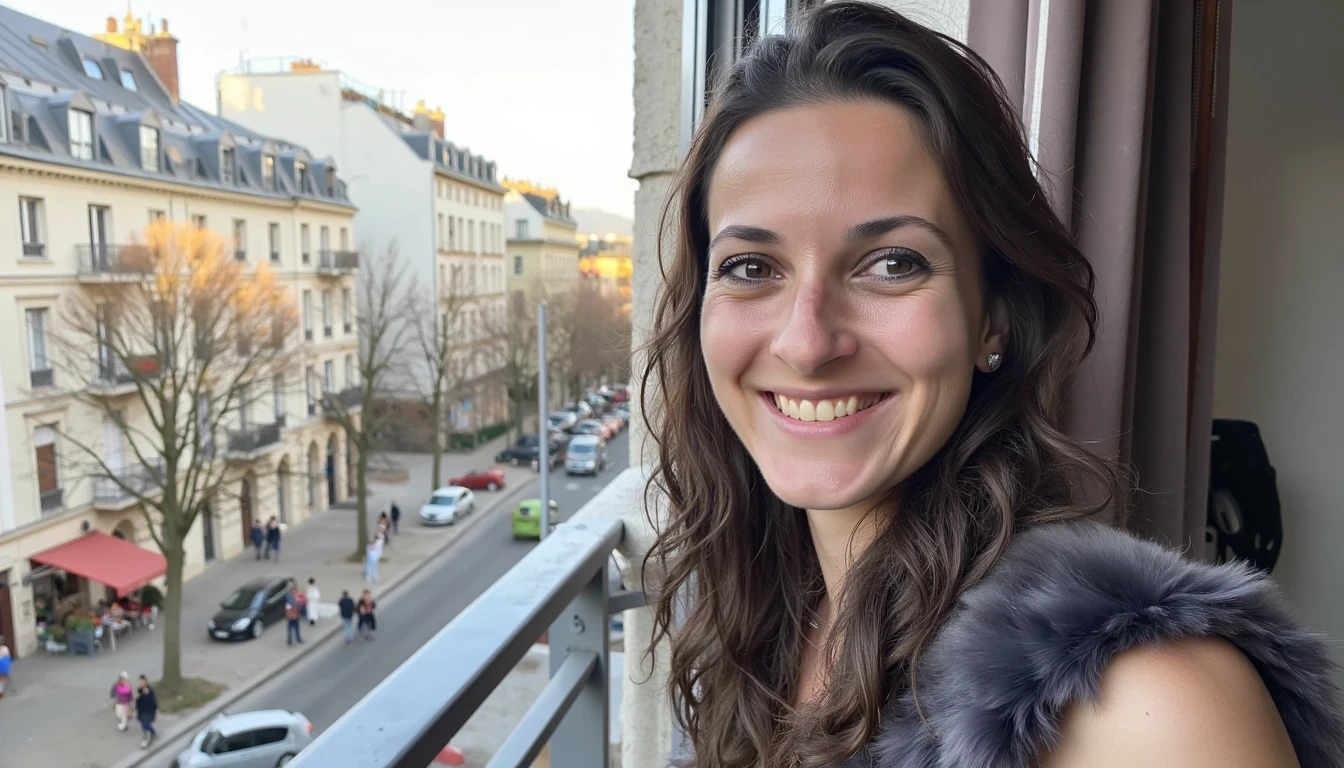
<box><xmin>220</xmin><ymin>147</ymin><xmax>237</xmax><ymax>184</ymax></box>
<box><xmin>25</xmin><ymin>307</ymin><xmax>49</xmax><ymax>373</ymax></box>
<box><xmin>139</xmin><ymin>124</ymin><xmax>160</xmax><ymax>172</ymax></box>
<box><xmin>268</xmin><ymin>222</ymin><xmax>281</xmax><ymax>263</ymax></box>
<box><xmin>68</xmin><ymin>109</ymin><xmax>94</xmax><ymax>160</ymax></box>
<box><xmin>119</xmin><ymin>68</ymin><xmax>138</xmax><ymax>91</ymax></box>
<box><xmin>262</xmin><ymin>154</ymin><xmax>276</xmax><ymax>190</ymax></box>
<box><xmin>19</xmin><ymin>196</ymin><xmax>44</xmax><ymax>256</ymax></box>
<box><xmin>81</xmin><ymin>58</ymin><xmax>104</xmax><ymax>80</ymax></box>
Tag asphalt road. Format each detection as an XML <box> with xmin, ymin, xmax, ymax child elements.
<box><xmin>143</xmin><ymin>431</ymin><xmax>630</xmax><ymax>767</ymax></box>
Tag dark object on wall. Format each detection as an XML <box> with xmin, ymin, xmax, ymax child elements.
<box><xmin>1206</xmin><ymin>419</ymin><xmax>1282</xmax><ymax>572</ymax></box>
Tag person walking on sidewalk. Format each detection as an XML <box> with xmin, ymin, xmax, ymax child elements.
<box><xmin>111</xmin><ymin>672</ymin><xmax>134</xmax><ymax>731</ymax></box>
<box><xmin>265</xmin><ymin>517</ymin><xmax>282</xmax><ymax>561</ymax></box>
<box><xmin>376</xmin><ymin>512</ymin><xmax>390</xmax><ymax>547</ymax></box>
<box><xmin>305</xmin><ymin>577</ymin><xmax>321</xmax><ymax>625</ymax></box>
<box><xmin>357</xmin><ymin>590</ymin><xmax>377</xmax><ymax>641</ymax></box>
<box><xmin>0</xmin><ymin>643</ymin><xmax>12</xmax><ymax>700</ymax></box>
<box><xmin>134</xmin><ymin>675</ymin><xmax>157</xmax><ymax>749</ymax></box>
<box><xmin>284</xmin><ymin>584</ymin><xmax>304</xmax><ymax>646</ymax></box>
<box><xmin>338</xmin><ymin>590</ymin><xmax>356</xmax><ymax>644</ymax></box>
<box><xmin>389</xmin><ymin>501</ymin><xmax>401</xmax><ymax>535</ymax></box>
<box><xmin>364</xmin><ymin>536</ymin><xmax>382</xmax><ymax>583</ymax></box>
<box><xmin>250</xmin><ymin>520</ymin><xmax>265</xmax><ymax>560</ymax></box>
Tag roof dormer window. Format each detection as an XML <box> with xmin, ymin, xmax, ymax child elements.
<box><xmin>324</xmin><ymin>167</ymin><xmax>335</xmax><ymax>195</ymax></box>
<box><xmin>81</xmin><ymin>58</ymin><xmax>104</xmax><ymax>80</ymax></box>
<box><xmin>262</xmin><ymin>154</ymin><xmax>275</xmax><ymax>190</ymax></box>
<box><xmin>295</xmin><ymin>160</ymin><xmax>307</xmax><ymax>192</ymax></box>
<box><xmin>221</xmin><ymin>147</ymin><xmax>236</xmax><ymax>184</ymax></box>
<box><xmin>68</xmin><ymin>109</ymin><xmax>94</xmax><ymax>160</ymax></box>
<box><xmin>0</xmin><ymin>83</ymin><xmax>7</xmax><ymax>144</ymax></box>
<box><xmin>139</xmin><ymin>125</ymin><xmax>159</xmax><ymax>172</ymax></box>
<box><xmin>120</xmin><ymin>69</ymin><xmax>138</xmax><ymax>91</ymax></box>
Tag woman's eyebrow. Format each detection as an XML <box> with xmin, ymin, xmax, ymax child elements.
<box><xmin>708</xmin><ymin>224</ymin><xmax>782</xmax><ymax>251</ymax></box>
<box><xmin>846</xmin><ymin>215</ymin><xmax>954</xmax><ymax>249</ymax></box>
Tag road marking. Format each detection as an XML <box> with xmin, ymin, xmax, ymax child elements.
<box><xmin>564</xmin><ymin>482</ymin><xmax>581</xmax><ymax>491</ymax></box>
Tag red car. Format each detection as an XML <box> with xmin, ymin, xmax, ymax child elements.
<box><xmin>449</xmin><ymin>467</ymin><xmax>506</xmax><ymax>492</ymax></box>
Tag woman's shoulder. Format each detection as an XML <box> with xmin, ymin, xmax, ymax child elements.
<box><xmin>880</xmin><ymin>521</ymin><xmax>1344</xmax><ymax>767</ymax></box>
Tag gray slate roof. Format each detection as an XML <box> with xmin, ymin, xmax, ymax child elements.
<box><xmin>521</xmin><ymin>192</ymin><xmax>575</xmax><ymax>225</ymax></box>
<box><xmin>0</xmin><ymin>4</ymin><xmax>353</xmax><ymax>208</ymax></box>
<box><xmin>378</xmin><ymin>113</ymin><xmax>506</xmax><ymax>193</ymax></box>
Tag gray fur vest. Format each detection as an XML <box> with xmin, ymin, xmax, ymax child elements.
<box><xmin>854</xmin><ymin>522</ymin><xmax>1344</xmax><ymax>767</ymax></box>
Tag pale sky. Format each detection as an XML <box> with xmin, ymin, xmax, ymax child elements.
<box><xmin>10</xmin><ymin>0</ymin><xmax>639</xmax><ymax>217</ymax></box>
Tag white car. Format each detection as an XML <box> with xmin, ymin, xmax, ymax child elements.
<box><xmin>419</xmin><ymin>485</ymin><xmax>475</xmax><ymax>526</ymax></box>
<box><xmin>171</xmin><ymin>709</ymin><xmax>312</xmax><ymax>767</ymax></box>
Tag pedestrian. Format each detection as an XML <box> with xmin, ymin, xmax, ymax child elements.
<box><xmin>266</xmin><ymin>517</ymin><xmax>282</xmax><ymax>561</ymax></box>
<box><xmin>389</xmin><ymin>501</ymin><xmax>400</xmax><ymax>535</ymax></box>
<box><xmin>134</xmin><ymin>675</ymin><xmax>157</xmax><ymax>749</ymax></box>
<box><xmin>338</xmin><ymin>590</ymin><xmax>356</xmax><ymax>644</ymax></box>
<box><xmin>357</xmin><ymin>590</ymin><xmax>377</xmax><ymax>641</ymax></box>
<box><xmin>0</xmin><ymin>643</ymin><xmax>11</xmax><ymax>700</ymax></box>
<box><xmin>111</xmin><ymin>671</ymin><xmax>134</xmax><ymax>731</ymax></box>
<box><xmin>284</xmin><ymin>583</ymin><xmax>304</xmax><ymax>646</ymax></box>
<box><xmin>305</xmin><ymin>577</ymin><xmax>321</xmax><ymax>626</ymax></box>
<box><xmin>250</xmin><ymin>519</ymin><xmax>264</xmax><ymax>560</ymax></box>
<box><xmin>364</xmin><ymin>536</ymin><xmax>381</xmax><ymax>583</ymax></box>
<box><xmin>376</xmin><ymin>512</ymin><xmax>390</xmax><ymax>546</ymax></box>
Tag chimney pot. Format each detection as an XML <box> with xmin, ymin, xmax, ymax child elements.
<box><xmin>106</xmin><ymin>17</ymin><xmax>118</xmax><ymax>33</ymax></box>
<box><xmin>161</xmin><ymin>19</ymin><xmax>169</xmax><ymax>35</ymax></box>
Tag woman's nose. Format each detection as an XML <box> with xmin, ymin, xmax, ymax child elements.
<box><xmin>768</xmin><ymin>279</ymin><xmax>857</xmax><ymax>376</ymax></box>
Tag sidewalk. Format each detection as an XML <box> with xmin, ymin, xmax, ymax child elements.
<box><xmin>0</xmin><ymin>434</ymin><xmax>530</xmax><ymax>768</ymax></box>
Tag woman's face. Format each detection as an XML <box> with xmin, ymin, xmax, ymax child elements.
<box><xmin>701</xmin><ymin>100</ymin><xmax>1005</xmax><ymax>515</ymax></box>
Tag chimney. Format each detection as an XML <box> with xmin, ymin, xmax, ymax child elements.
<box><xmin>142</xmin><ymin>18</ymin><xmax>180</xmax><ymax>102</ymax></box>
<box><xmin>429</xmin><ymin>106</ymin><xmax>445</xmax><ymax>141</ymax></box>
<box><xmin>411</xmin><ymin>99</ymin><xmax>432</xmax><ymax>133</ymax></box>
<box><xmin>105</xmin><ymin>16</ymin><xmax>117</xmax><ymax>33</ymax></box>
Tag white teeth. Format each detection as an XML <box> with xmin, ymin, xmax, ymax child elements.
<box><xmin>773</xmin><ymin>393</ymin><xmax>886</xmax><ymax>422</ymax></box>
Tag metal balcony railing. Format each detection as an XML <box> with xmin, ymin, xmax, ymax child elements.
<box><xmin>92</xmin><ymin>460</ymin><xmax>165</xmax><ymax>505</ymax></box>
<box><xmin>76</xmin><ymin>244</ymin><xmax>152</xmax><ymax>276</ymax></box>
<box><xmin>23</xmin><ymin>242</ymin><xmax>45</xmax><ymax>258</ymax></box>
<box><xmin>39</xmin><ymin>488</ymin><xmax>64</xmax><ymax>513</ymax></box>
<box><xmin>292</xmin><ymin>516</ymin><xmax>637</xmax><ymax>768</ymax></box>
<box><xmin>235</xmin><ymin>250</ymin><xmax>247</xmax><ymax>262</ymax></box>
<box><xmin>30</xmin><ymin>368</ymin><xmax>54</xmax><ymax>388</ymax></box>
<box><xmin>226</xmin><ymin>422</ymin><xmax>282</xmax><ymax>457</ymax></box>
<box><xmin>317</xmin><ymin>250</ymin><xmax>359</xmax><ymax>275</ymax></box>
<box><xmin>321</xmin><ymin>387</ymin><xmax>362</xmax><ymax>417</ymax></box>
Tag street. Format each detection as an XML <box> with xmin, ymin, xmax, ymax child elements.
<box><xmin>139</xmin><ymin>431</ymin><xmax>630</xmax><ymax>767</ymax></box>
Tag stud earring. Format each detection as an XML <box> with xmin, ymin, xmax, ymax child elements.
<box><xmin>986</xmin><ymin>352</ymin><xmax>1003</xmax><ymax>372</ymax></box>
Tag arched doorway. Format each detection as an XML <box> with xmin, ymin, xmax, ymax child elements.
<box><xmin>239</xmin><ymin>477</ymin><xmax>254</xmax><ymax>546</ymax></box>
<box><xmin>326</xmin><ymin>435</ymin><xmax>337</xmax><ymax>506</ymax></box>
<box><xmin>276</xmin><ymin>458</ymin><xmax>291</xmax><ymax>524</ymax></box>
<box><xmin>201</xmin><ymin>500</ymin><xmax>216</xmax><ymax>563</ymax></box>
<box><xmin>112</xmin><ymin>520</ymin><xmax>136</xmax><ymax>541</ymax></box>
<box><xmin>306</xmin><ymin>442</ymin><xmax>320</xmax><ymax>512</ymax></box>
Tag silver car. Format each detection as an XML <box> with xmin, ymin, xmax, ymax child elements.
<box><xmin>171</xmin><ymin>709</ymin><xmax>313</xmax><ymax>768</ymax></box>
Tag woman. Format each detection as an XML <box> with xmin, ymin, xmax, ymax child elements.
<box><xmin>134</xmin><ymin>675</ymin><xmax>157</xmax><ymax>749</ymax></box>
<box><xmin>356</xmin><ymin>590</ymin><xmax>377</xmax><ymax>641</ymax></box>
<box><xmin>110</xmin><ymin>672</ymin><xmax>133</xmax><ymax>732</ymax></box>
<box><xmin>642</xmin><ymin>4</ymin><xmax>1343</xmax><ymax>767</ymax></box>
<box><xmin>364</xmin><ymin>536</ymin><xmax>382</xmax><ymax>583</ymax></box>
<box><xmin>305</xmin><ymin>577</ymin><xmax>321</xmax><ymax>626</ymax></box>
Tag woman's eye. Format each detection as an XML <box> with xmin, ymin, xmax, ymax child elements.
<box><xmin>861</xmin><ymin>252</ymin><xmax>924</xmax><ymax>280</ymax></box>
<box><xmin>721</xmin><ymin>258</ymin><xmax>775</xmax><ymax>281</ymax></box>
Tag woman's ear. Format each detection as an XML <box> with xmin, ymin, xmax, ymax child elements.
<box><xmin>976</xmin><ymin>295</ymin><xmax>1010</xmax><ymax>372</ymax></box>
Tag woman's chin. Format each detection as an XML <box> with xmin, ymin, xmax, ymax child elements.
<box><xmin>757</xmin><ymin>456</ymin><xmax>885</xmax><ymax>512</ymax></box>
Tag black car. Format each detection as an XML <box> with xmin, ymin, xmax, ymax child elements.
<box><xmin>207</xmin><ymin>576</ymin><xmax>292</xmax><ymax>641</ymax></box>
<box><xmin>495</xmin><ymin>434</ymin><xmax>564</xmax><ymax>467</ymax></box>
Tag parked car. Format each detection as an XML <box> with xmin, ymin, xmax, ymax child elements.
<box><xmin>565</xmin><ymin>434</ymin><xmax>608</xmax><ymax>476</ymax></box>
<box><xmin>602</xmin><ymin>414</ymin><xmax>624</xmax><ymax>433</ymax></box>
<box><xmin>170</xmin><ymin>709</ymin><xmax>313</xmax><ymax>768</ymax></box>
<box><xmin>449</xmin><ymin>467</ymin><xmax>506</xmax><ymax>491</ymax></box>
<box><xmin>573</xmin><ymin>419</ymin><xmax>612</xmax><ymax>439</ymax></box>
<box><xmin>561</xmin><ymin>401</ymin><xmax>594</xmax><ymax>420</ymax></box>
<box><xmin>614</xmin><ymin>405</ymin><xmax>632</xmax><ymax>423</ymax></box>
<box><xmin>207</xmin><ymin>576</ymin><xmax>292</xmax><ymax>641</ymax></box>
<box><xmin>511</xmin><ymin>498</ymin><xmax>561</xmax><ymax>540</ymax></box>
<box><xmin>611</xmin><ymin>384</ymin><xmax>631</xmax><ymax>404</ymax></box>
<box><xmin>496</xmin><ymin>435</ymin><xmax>544</xmax><ymax>466</ymax></box>
<box><xmin>419</xmin><ymin>486</ymin><xmax>476</xmax><ymax>526</ymax></box>
<box><xmin>548</xmin><ymin>410</ymin><xmax>579</xmax><ymax>432</ymax></box>
<box><xmin>586</xmin><ymin>392</ymin><xmax>611</xmax><ymax>414</ymax></box>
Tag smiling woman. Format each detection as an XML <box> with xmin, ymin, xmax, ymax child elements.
<box><xmin>640</xmin><ymin>3</ymin><xmax>1343</xmax><ymax>768</ymax></box>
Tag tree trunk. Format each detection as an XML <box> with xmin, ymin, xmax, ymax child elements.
<box><xmin>355</xmin><ymin>441</ymin><xmax>370</xmax><ymax>560</ymax></box>
<box><xmin>430</xmin><ymin>390</ymin><xmax>443</xmax><ymax>493</ymax></box>
<box><xmin>160</xmin><ymin>542</ymin><xmax>185</xmax><ymax>691</ymax></box>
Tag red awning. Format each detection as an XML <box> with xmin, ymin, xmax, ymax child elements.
<box><xmin>31</xmin><ymin>532</ymin><xmax>167</xmax><ymax>597</ymax></box>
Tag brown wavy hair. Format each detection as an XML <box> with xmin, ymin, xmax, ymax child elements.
<box><xmin>639</xmin><ymin>3</ymin><xmax>1129</xmax><ymax>767</ymax></box>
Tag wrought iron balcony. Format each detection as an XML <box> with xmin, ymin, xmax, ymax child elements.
<box><xmin>226</xmin><ymin>422</ymin><xmax>283</xmax><ymax>460</ymax></box>
<box><xmin>321</xmin><ymin>387</ymin><xmax>362</xmax><ymax>418</ymax></box>
<box><xmin>89</xmin><ymin>356</ymin><xmax>160</xmax><ymax>396</ymax></box>
<box><xmin>292</xmin><ymin>516</ymin><xmax>636</xmax><ymax>768</ymax></box>
<box><xmin>317</xmin><ymin>250</ymin><xmax>359</xmax><ymax>276</ymax></box>
<box><xmin>92</xmin><ymin>460</ymin><xmax>165</xmax><ymax>510</ymax></box>
<box><xmin>235</xmin><ymin>250</ymin><xmax>247</xmax><ymax>262</ymax></box>
<box><xmin>29</xmin><ymin>367</ymin><xmax>54</xmax><ymax>388</ymax></box>
<box><xmin>75</xmin><ymin>244</ymin><xmax>152</xmax><ymax>280</ymax></box>
<box><xmin>39</xmin><ymin>488</ymin><xmax>64</xmax><ymax>513</ymax></box>
<box><xmin>23</xmin><ymin>242</ymin><xmax>45</xmax><ymax>258</ymax></box>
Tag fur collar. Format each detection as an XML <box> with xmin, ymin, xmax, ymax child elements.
<box><xmin>863</xmin><ymin>522</ymin><xmax>1344</xmax><ymax>767</ymax></box>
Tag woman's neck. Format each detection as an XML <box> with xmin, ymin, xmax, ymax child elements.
<box><xmin>805</xmin><ymin>502</ymin><xmax>881</xmax><ymax>609</ymax></box>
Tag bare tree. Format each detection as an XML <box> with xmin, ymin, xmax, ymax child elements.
<box><xmin>318</xmin><ymin>246</ymin><xmax>414</xmax><ymax>559</ymax></box>
<box><xmin>410</xmin><ymin>262</ymin><xmax>480</xmax><ymax>492</ymax></box>
<box><xmin>483</xmin><ymin>293</ymin><xmax>539</xmax><ymax>441</ymax></box>
<box><xmin>53</xmin><ymin>220</ymin><xmax>296</xmax><ymax>694</ymax></box>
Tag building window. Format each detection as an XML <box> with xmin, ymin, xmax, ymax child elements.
<box><xmin>295</xmin><ymin>161</ymin><xmax>307</xmax><ymax>192</ymax></box>
<box><xmin>273</xmin><ymin>374</ymin><xmax>285</xmax><ymax>424</ymax></box>
<box><xmin>323</xmin><ymin>360</ymin><xmax>335</xmax><ymax>393</ymax></box>
<box><xmin>342</xmin><ymin>288</ymin><xmax>352</xmax><ymax>332</ymax></box>
<box><xmin>26</xmin><ymin>308</ymin><xmax>52</xmax><ymax>387</ymax></box>
<box><xmin>344</xmin><ymin>354</ymin><xmax>354</xmax><ymax>387</ymax></box>
<box><xmin>438</xmin><ymin>213</ymin><xmax>445</xmax><ymax>249</ymax></box>
<box><xmin>221</xmin><ymin>148</ymin><xmax>236</xmax><ymax>184</ymax></box>
<box><xmin>301</xmin><ymin>223</ymin><xmax>311</xmax><ymax>264</ymax></box>
<box><xmin>34</xmin><ymin>425</ymin><xmax>61</xmax><ymax>513</ymax></box>
<box><xmin>324</xmin><ymin>167</ymin><xmax>335</xmax><ymax>195</ymax></box>
<box><xmin>320</xmin><ymin>226</ymin><xmax>330</xmax><ymax>254</ymax></box>
<box><xmin>69</xmin><ymin>109</ymin><xmax>94</xmax><ymax>160</ymax></box>
<box><xmin>515</xmin><ymin>219</ymin><xmax>529</xmax><ymax>239</ymax></box>
<box><xmin>339</xmin><ymin>227</ymin><xmax>349</xmax><ymax>250</ymax></box>
<box><xmin>139</xmin><ymin>125</ymin><xmax>159</xmax><ymax>172</ymax></box>
<box><xmin>514</xmin><ymin>255</ymin><xmax>523</xmax><ymax>275</ymax></box>
<box><xmin>0</xmin><ymin>83</ymin><xmax>7</xmax><ymax>142</ymax></box>
<box><xmin>148</xmin><ymin>209</ymin><xmax>166</xmax><ymax>222</ymax></box>
<box><xmin>19</xmin><ymin>196</ymin><xmax>44</xmax><ymax>258</ymax></box>
<box><xmin>192</xmin><ymin>213</ymin><xmax>207</xmax><ymax>230</ymax></box>
<box><xmin>322</xmin><ymin>290</ymin><xmax>332</xmax><ymax>337</ymax></box>
<box><xmin>302</xmin><ymin>290</ymin><xmax>313</xmax><ymax>340</ymax></box>
<box><xmin>262</xmin><ymin>154</ymin><xmax>276</xmax><ymax>190</ymax></box>
<box><xmin>120</xmin><ymin>68</ymin><xmax>137</xmax><ymax>91</ymax></box>
<box><xmin>479</xmin><ymin>221</ymin><xmax>486</xmax><ymax>254</ymax></box>
<box><xmin>305</xmin><ymin>367</ymin><xmax>316</xmax><ymax>415</ymax></box>
<box><xmin>468</xmin><ymin>219</ymin><xmax>475</xmax><ymax>252</ymax></box>
<box><xmin>232</xmin><ymin>219</ymin><xmax>246</xmax><ymax>261</ymax></box>
<box><xmin>81</xmin><ymin>58</ymin><xmax>104</xmax><ymax>79</ymax></box>
<box><xmin>449</xmin><ymin>217</ymin><xmax>456</xmax><ymax>251</ymax></box>
<box><xmin>269</xmin><ymin>222</ymin><xmax>281</xmax><ymax>263</ymax></box>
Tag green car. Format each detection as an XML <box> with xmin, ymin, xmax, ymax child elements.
<box><xmin>511</xmin><ymin>499</ymin><xmax>561</xmax><ymax>540</ymax></box>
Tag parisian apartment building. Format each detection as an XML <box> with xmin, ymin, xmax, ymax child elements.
<box><xmin>216</xmin><ymin>64</ymin><xmax>511</xmax><ymax>437</ymax></box>
<box><xmin>503</xmin><ymin>178</ymin><xmax>580</xmax><ymax>302</ymax></box>
<box><xmin>0</xmin><ymin>8</ymin><xmax>361</xmax><ymax>658</ymax></box>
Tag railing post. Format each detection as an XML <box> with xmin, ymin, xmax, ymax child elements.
<box><xmin>548</xmin><ymin>559</ymin><xmax>609</xmax><ymax>767</ymax></box>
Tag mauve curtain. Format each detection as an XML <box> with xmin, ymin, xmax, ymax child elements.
<box><xmin>967</xmin><ymin>0</ymin><xmax>1234</xmax><ymax>553</ymax></box>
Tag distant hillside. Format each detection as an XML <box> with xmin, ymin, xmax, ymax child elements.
<box><xmin>572</xmin><ymin>207</ymin><xmax>633</xmax><ymax>238</ymax></box>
